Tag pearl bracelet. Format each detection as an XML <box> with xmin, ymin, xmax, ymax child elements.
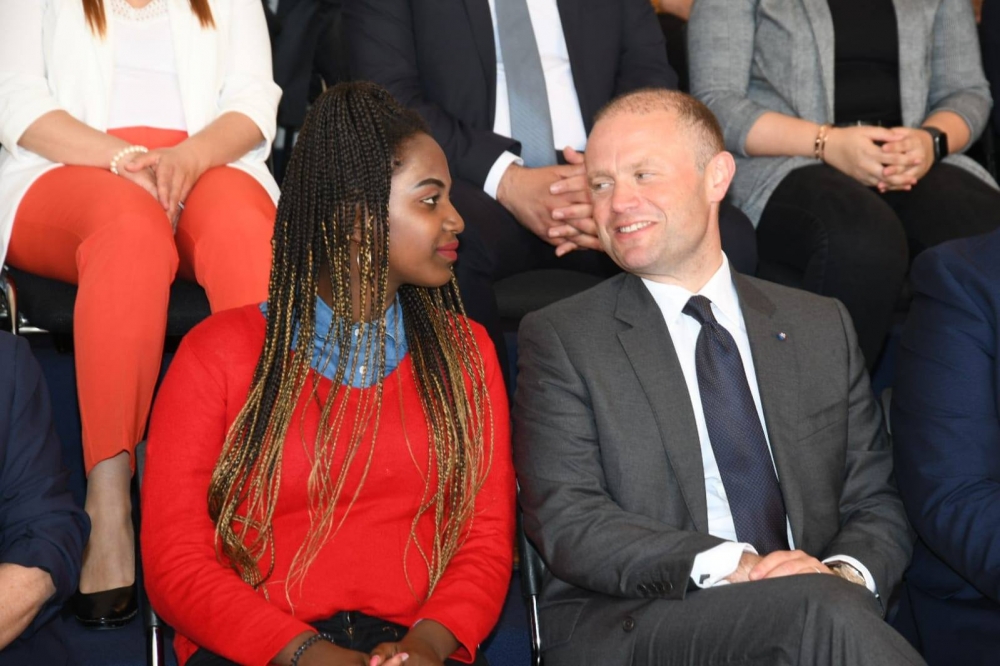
<box><xmin>110</xmin><ymin>145</ymin><xmax>149</xmax><ymax>175</ymax></box>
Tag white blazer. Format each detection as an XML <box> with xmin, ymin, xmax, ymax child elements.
<box><xmin>0</xmin><ymin>0</ymin><xmax>282</xmax><ymax>265</ymax></box>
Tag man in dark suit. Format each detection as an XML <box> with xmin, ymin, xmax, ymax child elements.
<box><xmin>0</xmin><ymin>332</ymin><xmax>89</xmax><ymax>666</ymax></box>
<box><xmin>513</xmin><ymin>89</ymin><xmax>918</xmax><ymax>664</ymax></box>
<box><xmin>890</xmin><ymin>228</ymin><xmax>1000</xmax><ymax>666</ymax></box>
<box><xmin>343</xmin><ymin>0</ymin><xmax>757</xmax><ymax>381</ymax></box>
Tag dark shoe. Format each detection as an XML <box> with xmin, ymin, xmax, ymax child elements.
<box><xmin>72</xmin><ymin>583</ymin><xmax>138</xmax><ymax>629</ymax></box>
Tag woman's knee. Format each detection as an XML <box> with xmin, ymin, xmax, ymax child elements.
<box><xmin>77</xmin><ymin>202</ymin><xmax>179</xmax><ymax>277</ymax></box>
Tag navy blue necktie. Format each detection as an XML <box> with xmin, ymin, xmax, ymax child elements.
<box><xmin>683</xmin><ymin>295</ymin><xmax>789</xmax><ymax>554</ymax></box>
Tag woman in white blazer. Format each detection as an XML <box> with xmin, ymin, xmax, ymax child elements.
<box><xmin>689</xmin><ymin>0</ymin><xmax>1000</xmax><ymax>370</ymax></box>
<box><xmin>0</xmin><ymin>0</ymin><xmax>281</xmax><ymax>629</ymax></box>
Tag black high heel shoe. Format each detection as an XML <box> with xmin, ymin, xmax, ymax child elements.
<box><xmin>72</xmin><ymin>583</ymin><xmax>138</xmax><ymax>629</ymax></box>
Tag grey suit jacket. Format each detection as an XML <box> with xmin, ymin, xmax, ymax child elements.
<box><xmin>688</xmin><ymin>0</ymin><xmax>996</xmax><ymax>224</ymax></box>
<box><xmin>513</xmin><ymin>271</ymin><xmax>912</xmax><ymax>652</ymax></box>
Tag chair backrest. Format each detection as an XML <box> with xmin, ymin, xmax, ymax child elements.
<box><xmin>517</xmin><ymin>505</ymin><xmax>546</xmax><ymax>666</ymax></box>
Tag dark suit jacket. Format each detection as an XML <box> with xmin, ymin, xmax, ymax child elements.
<box><xmin>343</xmin><ymin>0</ymin><xmax>677</xmax><ymax>188</ymax></box>
<box><xmin>0</xmin><ymin>332</ymin><xmax>88</xmax><ymax>663</ymax></box>
<box><xmin>891</xmin><ymin>229</ymin><xmax>1000</xmax><ymax>664</ymax></box>
<box><xmin>513</xmin><ymin>270</ymin><xmax>912</xmax><ymax>657</ymax></box>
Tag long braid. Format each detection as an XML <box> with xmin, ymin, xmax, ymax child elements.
<box><xmin>207</xmin><ymin>82</ymin><xmax>493</xmax><ymax>600</ymax></box>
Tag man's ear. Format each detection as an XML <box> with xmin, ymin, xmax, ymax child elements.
<box><xmin>704</xmin><ymin>151</ymin><xmax>736</xmax><ymax>204</ymax></box>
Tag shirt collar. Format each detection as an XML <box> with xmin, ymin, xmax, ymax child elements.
<box><xmin>641</xmin><ymin>253</ymin><xmax>742</xmax><ymax>330</ymax></box>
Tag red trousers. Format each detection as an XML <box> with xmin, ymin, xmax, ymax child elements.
<box><xmin>8</xmin><ymin>127</ymin><xmax>275</xmax><ymax>472</ymax></box>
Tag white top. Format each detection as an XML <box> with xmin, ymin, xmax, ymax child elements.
<box><xmin>0</xmin><ymin>0</ymin><xmax>282</xmax><ymax>266</ymax></box>
<box><xmin>642</xmin><ymin>256</ymin><xmax>877</xmax><ymax>593</ymax></box>
<box><xmin>482</xmin><ymin>0</ymin><xmax>588</xmax><ymax>198</ymax></box>
<box><xmin>108</xmin><ymin>0</ymin><xmax>187</xmax><ymax>131</ymax></box>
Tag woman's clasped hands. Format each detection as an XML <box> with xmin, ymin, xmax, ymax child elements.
<box><xmin>823</xmin><ymin>125</ymin><xmax>935</xmax><ymax>193</ymax></box>
<box><xmin>115</xmin><ymin>142</ymin><xmax>210</xmax><ymax>228</ymax></box>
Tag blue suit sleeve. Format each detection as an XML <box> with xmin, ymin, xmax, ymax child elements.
<box><xmin>0</xmin><ymin>335</ymin><xmax>90</xmax><ymax>637</ymax></box>
<box><xmin>892</xmin><ymin>246</ymin><xmax>1000</xmax><ymax>603</ymax></box>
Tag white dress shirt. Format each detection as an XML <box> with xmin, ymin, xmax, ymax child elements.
<box><xmin>642</xmin><ymin>256</ymin><xmax>877</xmax><ymax>593</ymax></box>
<box><xmin>482</xmin><ymin>0</ymin><xmax>588</xmax><ymax>198</ymax></box>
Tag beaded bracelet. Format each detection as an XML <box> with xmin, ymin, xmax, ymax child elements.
<box><xmin>109</xmin><ymin>145</ymin><xmax>149</xmax><ymax>175</ymax></box>
<box><xmin>290</xmin><ymin>632</ymin><xmax>337</xmax><ymax>666</ymax></box>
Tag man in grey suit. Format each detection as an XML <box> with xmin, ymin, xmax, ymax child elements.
<box><xmin>513</xmin><ymin>89</ymin><xmax>921</xmax><ymax>665</ymax></box>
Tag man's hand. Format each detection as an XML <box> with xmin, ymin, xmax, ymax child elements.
<box><xmin>823</xmin><ymin>126</ymin><xmax>906</xmax><ymax>188</ymax></box>
<box><xmin>878</xmin><ymin>127</ymin><xmax>934</xmax><ymax>192</ymax></box>
<box><xmin>495</xmin><ymin>149</ymin><xmax>595</xmax><ymax>255</ymax></box>
<box><xmin>723</xmin><ymin>551</ymin><xmax>763</xmax><ymax>584</ymax></box>
<box><xmin>549</xmin><ymin>147</ymin><xmax>603</xmax><ymax>256</ymax></box>
<box><xmin>748</xmin><ymin>550</ymin><xmax>832</xmax><ymax>581</ymax></box>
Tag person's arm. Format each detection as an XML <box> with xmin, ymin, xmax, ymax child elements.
<box><xmin>142</xmin><ymin>328</ymin><xmax>321</xmax><ymax>666</ymax></box>
<box><xmin>0</xmin><ymin>336</ymin><xmax>89</xmax><ymax>648</ymax></box>
<box><xmin>892</xmin><ymin>245</ymin><xmax>1000</xmax><ymax>603</ymax></box>
<box><xmin>614</xmin><ymin>0</ymin><xmax>678</xmax><ymax>94</ymax></box>
<box><xmin>514</xmin><ymin>311</ymin><xmax>727</xmax><ymax>599</ymax></box>
<box><xmin>925</xmin><ymin>0</ymin><xmax>991</xmax><ymax>152</ymax></box>
<box><xmin>124</xmin><ymin>0</ymin><xmax>280</xmax><ymax>220</ymax></box>
<box><xmin>343</xmin><ymin>0</ymin><xmax>517</xmax><ymax>187</ymax></box>
<box><xmin>0</xmin><ymin>564</ymin><xmax>55</xmax><ymax>650</ymax></box>
<box><xmin>413</xmin><ymin>326</ymin><xmax>514</xmax><ymax>662</ymax></box>
<box><xmin>816</xmin><ymin>301</ymin><xmax>913</xmax><ymax>601</ymax></box>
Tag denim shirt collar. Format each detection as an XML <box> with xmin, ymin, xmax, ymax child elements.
<box><xmin>260</xmin><ymin>297</ymin><xmax>408</xmax><ymax>387</ymax></box>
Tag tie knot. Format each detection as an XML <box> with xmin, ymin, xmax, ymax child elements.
<box><xmin>683</xmin><ymin>295</ymin><xmax>717</xmax><ymax>326</ymax></box>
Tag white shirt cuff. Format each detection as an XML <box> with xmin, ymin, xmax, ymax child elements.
<box><xmin>823</xmin><ymin>554</ymin><xmax>878</xmax><ymax>595</ymax></box>
<box><xmin>483</xmin><ymin>151</ymin><xmax>523</xmax><ymax>200</ymax></box>
<box><xmin>691</xmin><ymin>542</ymin><xmax>756</xmax><ymax>589</ymax></box>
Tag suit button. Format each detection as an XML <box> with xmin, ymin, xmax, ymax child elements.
<box><xmin>636</xmin><ymin>584</ymin><xmax>647</xmax><ymax>594</ymax></box>
<box><xmin>622</xmin><ymin>616</ymin><xmax>636</xmax><ymax>632</ymax></box>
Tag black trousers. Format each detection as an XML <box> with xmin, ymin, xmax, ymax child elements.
<box><xmin>187</xmin><ymin>610</ymin><xmax>490</xmax><ymax>666</ymax></box>
<box><xmin>451</xmin><ymin>178</ymin><xmax>759</xmax><ymax>387</ymax></box>
<box><xmin>757</xmin><ymin>163</ymin><xmax>1000</xmax><ymax>368</ymax></box>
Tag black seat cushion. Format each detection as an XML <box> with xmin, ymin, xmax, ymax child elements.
<box><xmin>6</xmin><ymin>268</ymin><xmax>211</xmax><ymax>338</ymax></box>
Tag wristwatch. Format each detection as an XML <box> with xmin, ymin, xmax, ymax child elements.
<box><xmin>922</xmin><ymin>126</ymin><xmax>949</xmax><ymax>163</ymax></box>
<box><xmin>829</xmin><ymin>562</ymin><xmax>866</xmax><ymax>587</ymax></box>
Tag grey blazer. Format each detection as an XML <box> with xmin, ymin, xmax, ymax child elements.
<box><xmin>512</xmin><ymin>271</ymin><xmax>912</xmax><ymax>659</ymax></box>
<box><xmin>688</xmin><ymin>0</ymin><xmax>995</xmax><ymax>224</ymax></box>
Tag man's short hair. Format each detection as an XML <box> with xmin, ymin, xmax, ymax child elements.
<box><xmin>594</xmin><ymin>88</ymin><xmax>725</xmax><ymax>170</ymax></box>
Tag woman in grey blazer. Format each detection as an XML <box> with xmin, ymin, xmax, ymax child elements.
<box><xmin>689</xmin><ymin>0</ymin><xmax>1000</xmax><ymax>368</ymax></box>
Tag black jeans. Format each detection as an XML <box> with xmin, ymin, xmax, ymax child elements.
<box><xmin>757</xmin><ymin>162</ymin><xmax>1000</xmax><ymax>368</ymax></box>
<box><xmin>451</xmin><ymin>178</ymin><xmax>759</xmax><ymax>388</ymax></box>
<box><xmin>187</xmin><ymin>610</ymin><xmax>490</xmax><ymax>666</ymax></box>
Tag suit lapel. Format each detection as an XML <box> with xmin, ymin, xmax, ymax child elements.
<box><xmin>615</xmin><ymin>275</ymin><xmax>710</xmax><ymax>533</ymax></box>
<box><xmin>734</xmin><ymin>274</ymin><xmax>806</xmax><ymax>547</ymax></box>
<box><xmin>800</xmin><ymin>0</ymin><xmax>836</xmax><ymax>122</ymax></box>
<box><xmin>463</xmin><ymin>0</ymin><xmax>498</xmax><ymax>120</ymax></box>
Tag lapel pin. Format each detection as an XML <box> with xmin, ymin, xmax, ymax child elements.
<box><xmin>776</xmin><ymin>332</ymin><xmax>787</xmax><ymax>341</ymax></box>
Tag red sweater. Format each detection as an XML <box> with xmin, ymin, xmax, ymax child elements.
<box><xmin>141</xmin><ymin>306</ymin><xmax>514</xmax><ymax>666</ymax></box>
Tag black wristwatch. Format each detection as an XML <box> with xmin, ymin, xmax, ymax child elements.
<box><xmin>922</xmin><ymin>126</ymin><xmax>949</xmax><ymax>163</ymax></box>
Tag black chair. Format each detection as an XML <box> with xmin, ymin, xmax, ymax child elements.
<box><xmin>135</xmin><ymin>440</ymin><xmax>169</xmax><ymax>666</ymax></box>
<box><xmin>0</xmin><ymin>266</ymin><xmax>211</xmax><ymax>338</ymax></box>
<box><xmin>517</xmin><ymin>503</ymin><xmax>547</xmax><ymax>666</ymax></box>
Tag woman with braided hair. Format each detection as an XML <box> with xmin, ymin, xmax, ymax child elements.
<box><xmin>140</xmin><ymin>81</ymin><xmax>515</xmax><ymax>666</ymax></box>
